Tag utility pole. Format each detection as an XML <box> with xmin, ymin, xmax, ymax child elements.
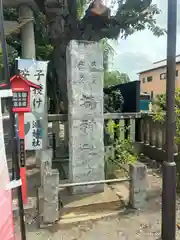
<box><xmin>0</xmin><ymin>1</ymin><xmax>26</xmax><ymax>239</ymax></box>
<box><xmin>161</xmin><ymin>0</ymin><xmax>177</xmax><ymax>239</ymax></box>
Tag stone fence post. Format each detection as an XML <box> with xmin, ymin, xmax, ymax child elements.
<box><xmin>129</xmin><ymin>162</ymin><xmax>147</xmax><ymax>209</ymax></box>
<box><xmin>37</xmin><ymin>149</ymin><xmax>60</xmax><ymax>226</ymax></box>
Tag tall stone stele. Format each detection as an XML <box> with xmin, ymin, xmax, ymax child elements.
<box><xmin>67</xmin><ymin>40</ymin><xmax>105</xmax><ymax>194</ymax></box>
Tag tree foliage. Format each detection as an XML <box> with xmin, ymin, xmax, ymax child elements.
<box><xmin>152</xmin><ymin>90</ymin><xmax>180</xmax><ymax>191</ymax></box>
<box><xmin>153</xmin><ymin>90</ymin><xmax>180</xmax><ymax>145</ymax></box>
<box><xmin>104</xmin><ymin>70</ymin><xmax>130</xmax><ymax>87</ymax></box>
<box><xmin>104</xmin><ymin>119</ymin><xmax>137</xmax><ymax>179</ymax></box>
<box><xmin>104</xmin><ymin>89</ymin><xmax>124</xmax><ymax>113</ymax></box>
<box><xmin>3</xmin><ymin>0</ymin><xmax>165</xmax><ymax>113</ymax></box>
<box><xmin>29</xmin><ymin>0</ymin><xmax>166</xmax><ymax>60</ymax></box>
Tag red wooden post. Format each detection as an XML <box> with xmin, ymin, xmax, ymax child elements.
<box><xmin>1</xmin><ymin>74</ymin><xmax>40</xmax><ymax>204</ymax></box>
<box><xmin>18</xmin><ymin>112</ymin><xmax>27</xmax><ymax>204</ymax></box>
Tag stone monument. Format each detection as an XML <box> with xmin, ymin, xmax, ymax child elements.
<box><xmin>67</xmin><ymin>40</ymin><xmax>104</xmax><ymax>194</ymax></box>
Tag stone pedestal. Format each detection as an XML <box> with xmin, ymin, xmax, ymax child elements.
<box><xmin>67</xmin><ymin>40</ymin><xmax>104</xmax><ymax>194</ymax></box>
<box><xmin>43</xmin><ymin>169</ymin><xmax>59</xmax><ymax>223</ymax></box>
<box><xmin>40</xmin><ymin>149</ymin><xmax>52</xmax><ymax>185</ymax></box>
<box><xmin>37</xmin><ymin>149</ymin><xmax>60</xmax><ymax>225</ymax></box>
<box><xmin>129</xmin><ymin>162</ymin><xmax>147</xmax><ymax>209</ymax></box>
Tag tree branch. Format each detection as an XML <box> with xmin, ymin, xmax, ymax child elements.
<box><xmin>34</xmin><ymin>0</ymin><xmax>165</xmax><ymax>43</ymax></box>
<box><xmin>67</xmin><ymin>0</ymin><xmax>78</xmax><ymax>37</ymax></box>
<box><xmin>77</xmin><ymin>0</ymin><xmax>116</xmax><ymax>40</ymax></box>
<box><xmin>34</xmin><ymin>0</ymin><xmax>46</xmax><ymax>14</ymax></box>
<box><xmin>114</xmin><ymin>0</ymin><xmax>152</xmax><ymax>26</ymax></box>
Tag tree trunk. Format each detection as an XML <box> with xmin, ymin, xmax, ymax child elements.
<box><xmin>45</xmin><ymin>0</ymin><xmax>71</xmax><ymax>113</ymax></box>
<box><xmin>52</xmin><ymin>42</ymin><xmax>68</xmax><ymax>113</ymax></box>
<box><xmin>43</xmin><ymin>0</ymin><xmax>110</xmax><ymax>113</ymax></box>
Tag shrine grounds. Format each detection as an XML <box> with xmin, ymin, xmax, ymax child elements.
<box><xmin>15</xmin><ymin>197</ymin><xmax>180</xmax><ymax>240</ymax></box>
<box><xmin>14</xmin><ymin>164</ymin><xmax>180</xmax><ymax>240</ymax></box>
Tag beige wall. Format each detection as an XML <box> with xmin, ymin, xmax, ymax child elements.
<box><xmin>140</xmin><ymin>63</ymin><xmax>180</xmax><ymax>96</ymax></box>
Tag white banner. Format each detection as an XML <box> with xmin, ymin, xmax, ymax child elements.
<box><xmin>18</xmin><ymin>59</ymin><xmax>49</xmax><ymax>150</ymax></box>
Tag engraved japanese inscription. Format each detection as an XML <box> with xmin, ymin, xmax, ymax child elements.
<box><xmin>67</xmin><ymin>40</ymin><xmax>104</xmax><ymax>194</ymax></box>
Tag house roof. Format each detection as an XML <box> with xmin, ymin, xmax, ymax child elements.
<box><xmin>10</xmin><ymin>74</ymin><xmax>40</xmax><ymax>89</ymax></box>
<box><xmin>138</xmin><ymin>54</ymin><xmax>180</xmax><ymax>74</ymax></box>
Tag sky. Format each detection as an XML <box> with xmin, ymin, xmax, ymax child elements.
<box><xmin>110</xmin><ymin>0</ymin><xmax>180</xmax><ymax>81</ymax></box>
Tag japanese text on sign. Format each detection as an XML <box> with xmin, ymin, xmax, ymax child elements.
<box><xmin>32</xmin><ymin>120</ymin><xmax>41</xmax><ymax>147</ymax></box>
<box><xmin>19</xmin><ymin>68</ymin><xmax>30</xmax><ymax>79</ymax></box>
<box><xmin>32</xmin><ymin>71</ymin><xmax>44</xmax><ymax>111</ymax></box>
<box><xmin>34</xmin><ymin>69</ymin><xmax>45</xmax><ymax>81</ymax></box>
<box><xmin>18</xmin><ymin>59</ymin><xmax>48</xmax><ymax>150</ymax></box>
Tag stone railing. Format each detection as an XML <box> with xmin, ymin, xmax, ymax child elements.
<box><xmin>37</xmin><ymin>147</ymin><xmax>148</xmax><ymax>226</ymax></box>
<box><xmin>48</xmin><ymin>112</ymin><xmax>141</xmax><ymax>147</ymax></box>
<box><xmin>47</xmin><ymin>113</ymin><xmax>141</xmax><ymax>180</ymax></box>
<box><xmin>136</xmin><ymin>113</ymin><xmax>179</xmax><ymax>162</ymax></box>
<box><xmin>38</xmin><ymin>112</ymin><xmax>148</xmax><ymax>225</ymax></box>
<box><xmin>48</xmin><ymin>112</ymin><xmax>180</xmax><ymax>166</ymax></box>
<box><xmin>5</xmin><ymin>112</ymin><xmax>176</xmax><ymax>177</ymax></box>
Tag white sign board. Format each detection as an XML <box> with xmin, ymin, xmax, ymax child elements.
<box><xmin>18</xmin><ymin>59</ymin><xmax>48</xmax><ymax>150</ymax></box>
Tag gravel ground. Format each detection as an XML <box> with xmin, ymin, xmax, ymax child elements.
<box><xmin>15</xmin><ymin>198</ymin><xmax>180</xmax><ymax>240</ymax></box>
<box><xmin>14</xmin><ymin>163</ymin><xmax>180</xmax><ymax>240</ymax></box>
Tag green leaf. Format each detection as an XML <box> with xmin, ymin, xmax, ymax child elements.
<box><xmin>104</xmin><ymin>71</ymin><xmax>130</xmax><ymax>87</ymax></box>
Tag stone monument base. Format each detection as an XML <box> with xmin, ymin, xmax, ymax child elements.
<box><xmin>71</xmin><ymin>183</ymin><xmax>104</xmax><ymax>195</ymax></box>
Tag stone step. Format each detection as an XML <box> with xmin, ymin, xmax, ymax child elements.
<box><xmin>58</xmin><ymin>209</ymin><xmax>125</xmax><ymax>227</ymax></box>
<box><xmin>61</xmin><ymin>199</ymin><xmax>123</xmax><ymax>216</ymax></box>
<box><xmin>38</xmin><ymin>183</ymin><xmax>128</xmax><ymax>228</ymax></box>
<box><xmin>16</xmin><ymin>188</ymin><xmax>125</xmax><ymax>216</ymax></box>
<box><xmin>59</xmin><ymin>184</ymin><xmax>127</xmax><ymax>216</ymax></box>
